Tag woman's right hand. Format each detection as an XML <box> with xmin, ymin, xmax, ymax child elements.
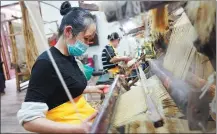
<box><xmin>122</xmin><ymin>56</ymin><xmax>132</xmax><ymax>62</ymax></box>
<box><xmin>79</xmin><ymin>112</ymin><xmax>98</xmax><ymax>133</ymax></box>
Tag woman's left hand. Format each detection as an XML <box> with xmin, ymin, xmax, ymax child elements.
<box><xmin>93</xmin><ymin>85</ymin><xmax>110</xmax><ymax>94</ymax></box>
<box><xmin>84</xmin><ymin>85</ymin><xmax>110</xmax><ymax>94</ymax></box>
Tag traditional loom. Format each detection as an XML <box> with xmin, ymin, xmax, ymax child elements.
<box><xmin>90</xmin><ymin>1</ymin><xmax>216</xmax><ymax>133</ymax></box>
<box><xmin>90</xmin><ymin>64</ymin><xmax>215</xmax><ymax>133</ymax></box>
<box><xmin>90</xmin><ymin>62</ymin><xmax>215</xmax><ymax>133</ymax></box>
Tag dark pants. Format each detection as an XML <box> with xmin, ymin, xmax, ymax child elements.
<box><xmin>0</xmin><ymin>62</ymin><xmax>5</xmax><ymax>93</ymax></box>
<box><xmin>0</xmin><ymin>73</ymin><xmax>5</xmax><ymax>93</ymax></box>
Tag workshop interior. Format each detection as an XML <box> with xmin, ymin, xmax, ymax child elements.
<box><xmin>0</xmin><ymin>1</ymin><xmax>216</xmax><ymax>133</ymax></box>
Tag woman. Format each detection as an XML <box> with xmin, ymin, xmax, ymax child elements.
<box><xmin>17</xmin><ymin>2</ymin><xmax>108</xmax><ymax>133</ymax></box>
<box><xmin>101</xmin><ymin>32</ymin><xmax>131</xmax><ymax>75</ymax></box>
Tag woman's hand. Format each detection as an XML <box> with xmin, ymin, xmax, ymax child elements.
<box><xmin>79</xmin><ymin>112</ymin><xmax>98</xmax><ymax>133</ymax></box>
<box><xmin>83</xmin><ymin>85</ymin><xmax>110</xmax><ymax>94</ymax></box>
<box><xmin>110</xmin><ymin>56</ymin><xmax>131</xmax><ymax>63</ymax></box>
<box><xmin>93</xmin><ymin>85</ymin><xmax>110</xmax><ymax>94</ymax></box>
<box><xmin>122</xmin><ymin>56</ymin><xmax>132</xmax><ymax>62</ymax></box>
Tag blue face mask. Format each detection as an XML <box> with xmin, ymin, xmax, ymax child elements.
<box><xmin>67</xmin><ymin>40</ymin><xmax>89</xmax><ymax>56</ymax></box>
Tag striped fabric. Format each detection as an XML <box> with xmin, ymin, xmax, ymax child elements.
<box><xmin>101</xmin><ymin>45</ymin><xmax>118</xmax><ymax>70</ymax></box>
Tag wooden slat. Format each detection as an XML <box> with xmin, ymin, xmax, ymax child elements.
<box><xmin>1</xmin><ymin>17</ymin><xmax>22</xmax><ymax>23</ymax></box>
<box><xmin>8</xmin><ymin>21</ymin><xmax>20</xmax><ymax>91</ymax></box>
<box><xmin>6</xmin><ymin>32</ymin><xmax>22</xmax><ymax>37</ymax></box>
<box><xmin>0</xmin><ymin>38</ymin><xmax>10</xmax><ymax>80</ymax></box>
<box><xmin>20</xmin><ymin>1</ymin><xmax>39</xmax><ymax>73</ymax></box>
<box><xmin>0</xmin><ymin>2</ymin><xmax>19</xmax><ymax>8</ymax></box>
<box><xmin>91</xmin><ymin>76</ymin><xmax>121</xmax><ymax>133</ymax></box>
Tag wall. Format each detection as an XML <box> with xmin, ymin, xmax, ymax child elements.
<box><xmin>1</xmin><ymin>1</ymin><xmax>136</xmax><ymax>69</ymax></box>
<box><xmin>40</xmin><ymin>1</ymin><xmax>79</xmax><ymax>37</ymax></box>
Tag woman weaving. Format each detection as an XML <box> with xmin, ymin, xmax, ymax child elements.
<box><xmin>101</xmin><ymin>32</ymin><xmax>132</xmax><ymax>75</ymax></box>
<box><xmin>17</xmin><ymin>2</ymin><xmax>108</xmax><ymax>133</ymax></box>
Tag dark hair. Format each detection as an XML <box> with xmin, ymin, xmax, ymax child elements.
<box><xmin>58</xmin><ymin>1</ymin><xmax>95</xmax><ymax>37</ymax></box>
<box><xmin>107</xmin><ymin>32</ymin><xmax>120</xmax><ymax>41</ymax></box>
<box><xmin>107</xmin><ymin>35</ymin><xmax>111</xmax><ymax>40</ymax></box>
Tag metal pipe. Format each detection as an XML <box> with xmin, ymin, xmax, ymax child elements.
<box><xmin>148</xmin><ymin>59</ymin><xmax>189</xmax><ymax>114</ymax></box>
<box><xmin>148</xmin><ymin>59</ymin><xmax>211</xmax><ymax>131</ymax></box>
<box><xmin>90</xmin><ymin>75</ymin><xmax>121</xmax><ymax>133</ymax></box>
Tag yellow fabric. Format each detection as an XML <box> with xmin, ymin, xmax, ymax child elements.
<box><xmin>46</xmin><ymin>95</ymin><xmax>96</xmax><ymax>125</ymax></box>
<box><xmin>108</xmin><ymin>66</ymin><xmax>119</xmax><ymax>75</ymax></box>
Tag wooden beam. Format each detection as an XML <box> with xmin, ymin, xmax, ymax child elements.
<box><xmin>0</xmin><ymin>42</ymin><xmax>10</xmax><ymax>80</ymax></box>
<box><xmin>6</xmin><ymin>32</ymin><xmax>23</xmax><ymax>37</ymax></box>
<box><xmin>20</xmin><ymin>1</ymin><xmax>39</xmax><ymax>73</ymax></box>
<box><xmin>0</xmin><ymin>2</ymin><xmax>19</xmax><ymax>8</ymax></box>
<box><xmin>126</xmin><ymin>26</ymin><xmax>145</xmax><ymax>36</ymax></box>
<box><xmin>11</xmin><ymin>15</ymin><xmax>21</xmax><ymax>19</ymax></box>
<box><xmin>91</xmin><ymin>76</ymin><xmax>121</xmax><ymax>133</ymax></box>
<box><xmin>8</xmin><ymin>21</ymin><xmax>20</xmax><ymax>91</ymax></box>
<box><xmin>1</xmin><ymin>20</ymin><xmax>11</xmax><ymax>80</ymax></box>
<box><xmin>1</xmin><ymin>17</ymin><xmax>22</xmax><ymax>23</ymax></box>
<box><xmin>38</xmin><ymin>1</ymin><xmax>42</xmax><ymax>17</ymax></box>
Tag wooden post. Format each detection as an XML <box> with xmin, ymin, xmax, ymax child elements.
<box><xmin>0</xmin><ymin>28</ymin><xmax>10</xmax><ymax>80</ymax></box>
<box><xmin>38</xmin><ymin>1</ymin><xmax>42</xmax><ymax>17</ymax></box>
<box><xmin>8</xmin><ymin>21</ymin><xmax>20</xmax><ymax>91</ymax></box>
<box><xmin>0</xmin><ymin>43</ymin><xmax>9</xmax><ymax>80</ymax></box>
<box><xmin>19</xmin><ymin>1</ymin><xmax>39</xmax><ymax>73</ymax></box>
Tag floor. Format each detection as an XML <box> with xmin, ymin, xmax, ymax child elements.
<box><xmin>1</xmin><ymin>77</ymin><xmax>101</xmax><ymax>133</ymax></box>
<box><xmin>1</xmin><ymin>79</ymin><xmax>28</xmax><ymax>133</ymax></box>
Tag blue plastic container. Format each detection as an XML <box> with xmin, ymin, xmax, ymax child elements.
<box><xmin>83</xmin><ymin>65</ymin><xmax>94</xmax><ymax>80</ymax></box>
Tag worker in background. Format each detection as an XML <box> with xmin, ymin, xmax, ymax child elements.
<box><xmin>17</xmin><ymin>1</ymin><xmax>109</xmax><ymax>133</ymax></box>
<box><xmin>0</xmin><ymin>47</ymin><xmax>5</xmax><ymax>95</ymax></box>
<box><xmin>101</xmin><ymin>32</ymin><xmax>131</xmax><ymax>76</ymax></box>
<box><xmin>0</xmin><ymin>61</ymin><xmax>6</xmax><ymax>95</ymax></box>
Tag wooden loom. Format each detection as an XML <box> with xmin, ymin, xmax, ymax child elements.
<box><xmin>90</xmin><ymin>64</ymin><xmax>216</xmax><ymax>133</ymax></box>
<box><xmin>90</xmin><ymin>2</ymin><xmax>216</xmax><ymax>132</ymax></box>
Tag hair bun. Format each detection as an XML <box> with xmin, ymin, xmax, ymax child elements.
<box><xmin>60</xmin><ymin>1</ymin><xmax>72</xmax><ymax>16</ymax></box>
<box><xmin>107</xmin><ymin>35</ymin><xmax>111</xmax><ymax>40</ymax></box>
